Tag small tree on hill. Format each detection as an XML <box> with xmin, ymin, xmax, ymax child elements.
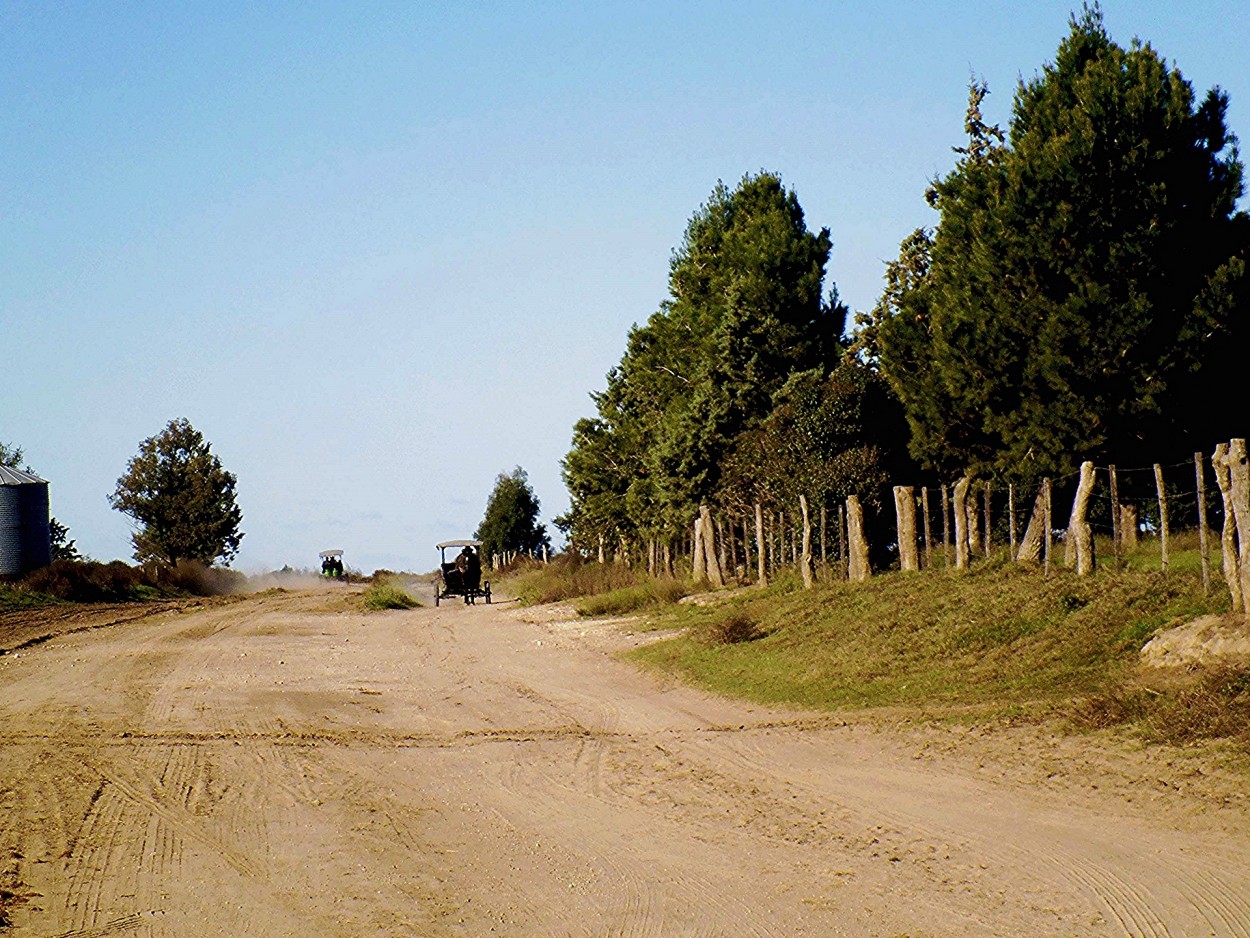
<box><xmin>110</xmin><ymin>418</ymin><xmax>243</xmax><ymax>567</ymax></box>
<box><xmin>475</xmin><ymin>467</ymin><xmax>550</xmax><ymax>562</ymax></box>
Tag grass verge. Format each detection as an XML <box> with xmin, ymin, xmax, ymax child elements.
<box><xmin>626</xmin><ymin>553</ymin><xmax>1246</xmax><ymax>747</ymax></box>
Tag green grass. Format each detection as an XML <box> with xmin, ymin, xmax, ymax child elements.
<box><xmin>574</xmin><ymin>578</ymin><xmax>691</xmax><ymax>617</ymax></box>
<box><xmin>0</xmin><ymin>586</ymin><xmax>63</xmax><ymax>614</ymax></box>
<box><xmin>627</xmin><ymin>549</ymin><xmax>1239</xmax><ymax>737</ymax></box>
<box><xmin>361</xmin><ymin>582</ymin><xmax>420</xmax><ymax>611</ymax></box>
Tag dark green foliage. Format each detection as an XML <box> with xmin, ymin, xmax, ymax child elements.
<box><xmin>109</xmin><ymin>418</ymin><xmax>244</xmax><ymax>567</ymax></box>
<box><xmin>475</xmin><ymin>467</ymin><xmax>549</xmax><ymax>561</ymax></box>
<box><xmin>0</xmin><ymin>442</ymin><xmax>24</xmax><ymax>469</ymax></box>
<box><xmin>49</xmin><ymin>517</ymin><xmax>80</xmax><ymax>562</ymax></box>
<box><xmin>871</xmin><ymin>8</ymin><xmax>1248</xmax><ymax>480</ymax></box>
<box><xmin>563</xmin><ymin>173</ymin><xmax>859</xmax><ymax>550</ymax></box>
<box><xmin>721</xmin><ymin>356</ymin><xmax>915</xmax><ymax>514</ymax></box>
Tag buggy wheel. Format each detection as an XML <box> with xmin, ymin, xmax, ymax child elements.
<box><xmin>434</xmin><ymin>584</ymin><xmax>441</xmax><ymax>606</ymax></box>
<box><xmin>484</xmin><ymin>583</ymin><xmax>491</xmax><ymax>604</ymax></box>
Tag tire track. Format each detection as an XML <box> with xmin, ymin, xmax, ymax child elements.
<box><xmin>706</xmin><ymin>729</ymin><xmax>1250</xmax><ymax>937</ymax></box>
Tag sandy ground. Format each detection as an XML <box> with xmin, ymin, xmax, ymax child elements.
<box><xmin>1</xmin><ymin>587</ymin><xmax>1249</xmax><ymax>937</ymax></box>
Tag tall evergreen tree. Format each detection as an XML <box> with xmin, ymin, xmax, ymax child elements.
<box><xmin>872</xmin><ymin>7</ymin><xmax>1248</xmax><ymax>480</ymax></box>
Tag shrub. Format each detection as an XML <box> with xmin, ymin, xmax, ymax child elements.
<box><xmin>20</xmin><ymin>560</ymin><xmax>147</xmax><ymax>602</ymax></box>
<box><xmin>702</xmin><ymin>610</ymin><xmax>763</xmax><ymax>645</ymax></box>
<box><xmin>362</xmin><ymin>583</ymin><xmax>420</xmax><ymax>611</ymax></box>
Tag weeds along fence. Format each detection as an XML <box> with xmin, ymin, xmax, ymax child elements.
<box><xmin>587</xmin><ymin>438</ymin><xmax>1250</xmax><ymax>621</ymax></box>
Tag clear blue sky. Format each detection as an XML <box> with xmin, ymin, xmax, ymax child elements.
<box><xmin>3</xmin><ymin>2</ymin><xmax>1247</xmax><ymax>573</ymax></box>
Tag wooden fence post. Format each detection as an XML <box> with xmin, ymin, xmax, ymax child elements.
<box><xmin>799</xmin><ymin>495</ymin><xmax>815</xmax><ymax>589</ymax></box>
<box><xmin>1065</xmin><ymin>460</ymin><xmax>1096</xmax><ymax>575</ymax></box>
<box><xmin>1224</xmin><ymin>439</ymin><xmax>1250</xmax><ymax>619</ymax></box>
<box><xmin>753</xmin><ymin>502</ymin><xmax>767</xmax><ymax>588</ymax></box>
<box><xmin>894</xmin><ymin>485</ymin><xmax>919</xmax><ymax>572</ymax></box>
<box><xmin>700</xmin><ymin>504</ymin><xmax>724</xmax><ymax>587</ymax></box>
<box><xmin>838</xmin><ymin>504</ymin><xmax>848</xmax><ymax>581</ymax></box>
<box><xmin>941</xmin><ymin>484</ymin><xmax>952</xmax><ymax>569</ymax></box>
<box><xmin>1213</xmin><ymin>444</ymin><xmax>1242</xmax><ymax>613</ymax></box>
<box><xmin>846</xmin><ymin>495</ymin><xmax>871</xmax><ymax>581</ymax></box>
<box><xmin>1109</xmin><ymin>465</ymin><xmax>1121</xmax><ymax>569</ymax></box>
<box><xmin>1008</xmin><ymin>482</ymin><xmax>1016</xmax><ymax>560</ymax></box>
<box><xmin>1196</xmin><ymin>451</ymin><xmax>1210</xmax><ymax>594</ymax></box>
<box><xmin>1154</xmin><ymin>464</ymin><xmax>1169</xmax><ymax>576</ymax></box>
<box><xmin>692</xmin><ymin>515</ymin><xmax>706</xmax><ymax>582</ymax></box>
<box><xmin>921</xmin><ymin>487</ymin><xmax>933</xmax><ymax>570</ymax></box>
<box><xmin>983</xmin><ymin>481</ymin><xmax>992</xmax><ymax>559</ymax></box>
<box><xmin>953</xmin><ymin>476</ymin><xmax>971</xmax><ymax>570</ymax></box>
<box><xmin>966</xmin><ymin>481</ymin><xmax>982</xmax><ymax>558</ymax></box>
<box><xmin>1043</xmin><ymin>478</ymin><xmax>1053</xmax><ymax>578</ymax></box>
<box><xmin>820</xmin><ymin>504</ymin><xmax>828</xmax><ymax>569</ymax></box>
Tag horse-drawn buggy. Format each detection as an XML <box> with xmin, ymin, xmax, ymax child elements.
<box><xmin>433</xmin><ymin>539</ymin><xmax>491</xmax><ymax>605</ymax></box>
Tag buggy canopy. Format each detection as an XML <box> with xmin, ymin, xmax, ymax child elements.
<box><xmin>436</xmin><ymin>540</ymin><xmax>481</xmax><ymax>550</ymax></box>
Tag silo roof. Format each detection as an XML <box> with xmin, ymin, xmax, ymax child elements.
<box><xmin>0</xmin><ymin>465</ymin><xmax>47</xmax><ymax>486</ymax></box>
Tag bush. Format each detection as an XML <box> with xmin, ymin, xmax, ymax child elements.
<box><xmin>1071</xmin><ymin>666</ymin><xmax>1250</xmax><ymax>746</ymax></box>
<box><xmin>702</xmin><ymin>610</ymin><xmax>763</xmax><ymax>645</ymax></box>
<box><xmin>20</xmin><ymin>560</ymin><xmax>148</xmax><ymax>602</ymax></box>
<box><xmin>362</xmin><ymin>583</ymin><xmax>420</xmax><ymax>611</ymax></box>
<box><xmin>16</xmin><ymin>558</ymin><xmax>247</xmax><ymax>602</ymax></box>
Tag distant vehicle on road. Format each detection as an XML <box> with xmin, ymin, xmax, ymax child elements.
<box><xmin>319</xmin><ymin>549</ymin><xmax>345</xmax><ymax>579</ymax></box>
<box><xmin>433</xmin><ymin>540</ymin><xmax>490</xmax><ymax>606</ymax></box>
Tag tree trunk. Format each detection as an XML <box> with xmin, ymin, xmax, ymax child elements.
<box><xmin>1154</xmin><ymin>464</ymin><xmax>1170</xmax><ymax>576</ymax></box>
<box><xmin>663</xmin><ymin>540</ymin><xmax>673</xmax><ymax>578</ymax></box>
<box><xmin>1016</xmin><ymin>485</ymin><xmax>1047</xmax><ymax>564</ymax></box>
<box><xmin>799</xmin><ymin>495</ymin><xmax>815</xmax><ymax>590</ymax></box>
<box><xmin>1065</xmin><ymin>460</ymin><xmax>1096</xmax><ymax>575</ymax></box>
<box><xmin>597</xmin><ymin>534</ymin><xmax>605</xmax><ymax>565</ymax></box>
<box><xmin>953</xmin><ymin>476</ymin><xmax>971</xmax><ymax>570</ymax></box>
<box><xmin>846</xmin><ymin>495</ymin><xmax>871</xmax><ymax>581</ymax></box>
<box><xmin>754</xmin><ymin>502</ymin><xmax>767</xmax><ymax>588</ymax></box>
<box><xmin>894</xmin><ymin>485</ymin><xmax>918</xmax><ymax>572</ymax></box>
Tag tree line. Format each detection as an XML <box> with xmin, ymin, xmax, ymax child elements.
<box><xmin>559</xmin><ymin>7</ymin><xmax>1249</xmax><ymax>574</ymax></box>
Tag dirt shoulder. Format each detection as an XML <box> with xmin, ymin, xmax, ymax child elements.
<box><xmin>1</xmin><ymin>590</ymin><xmax>1247</xmax><ymax>937</ymax></box>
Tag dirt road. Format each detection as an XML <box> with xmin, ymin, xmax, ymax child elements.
<box><xmin>1</xmin><ymin>588</ymin><xmax>1248</xmax><ymax>937</ymax></box>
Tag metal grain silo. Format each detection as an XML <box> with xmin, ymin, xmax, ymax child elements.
<box><xmin>0</xmin><ymin>465</ymin><xmax>52</xmax><ymax>576</ymax></box>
